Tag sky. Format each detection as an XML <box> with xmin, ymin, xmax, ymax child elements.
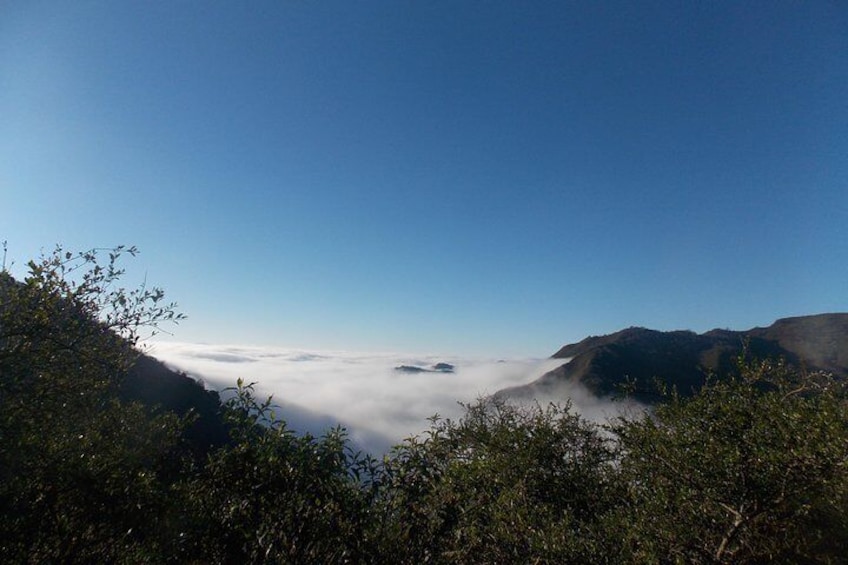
<box><xmin>2</xmin><ymin>1</ymin><xmax>847</xmax><ymax>358</ymax></box>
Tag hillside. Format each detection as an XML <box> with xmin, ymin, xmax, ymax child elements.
<box><xmin>123</xmin><ymin>355</ymin><xmax>230</xmax><ymax>453</ymax></box>
<box><xmin>498</xmin><ymin>314</ymin><xmax>848</xmax><ymax>403</ymax></box>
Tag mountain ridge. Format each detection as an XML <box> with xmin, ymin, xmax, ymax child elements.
<box><xmin>499</xmin><ymin>313</ymin><xmax>848</xmax><ymax>403</ymax></box>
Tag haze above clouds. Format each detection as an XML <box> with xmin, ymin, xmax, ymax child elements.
<box><xmin>151</xmin><ymin>342</ymin><xmax>633</xmax><ymax>455</ymax></box>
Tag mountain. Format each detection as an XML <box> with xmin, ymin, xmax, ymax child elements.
<box><xmin>394</xmin><ymin>362</ymin><xmax>456</xmax><ymax>374</ymax></box>
<box><xmin>498</xmin><ymin>314</ymin><xmax>848</xmax><ymax>403</ymax></box>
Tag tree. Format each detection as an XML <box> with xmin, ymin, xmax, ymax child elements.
<box><xmin>0</xmin><ymin>245</ymin><xmax>186</xmax><ymax>562</ymax></box>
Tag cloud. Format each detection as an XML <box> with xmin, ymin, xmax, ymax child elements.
<box><xmin>188</xmin><ymin>352</ymin><xmax>257</xmax><ymax>363</ymax></box>
<box><xmin>149</xmin><ymin>342</ymin><xmax>637</xmax><ymax>454</ymax></box>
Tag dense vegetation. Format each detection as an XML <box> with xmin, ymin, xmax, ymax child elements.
<box><xmin>2</xmin><ymin>247</ymin><xmax>846</xmax><ymax>563</ymax></box>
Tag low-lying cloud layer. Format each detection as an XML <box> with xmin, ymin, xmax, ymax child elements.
<box><xmin>150</xmin><ymin>342</ymin><xmax>636</xmax><ymax>454</ymax></box>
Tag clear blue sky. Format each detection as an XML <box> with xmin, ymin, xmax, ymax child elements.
<box><xmin>2</xmin><ymin>1</ymin><xmax>846</xmax><ymax>357</ymax></box>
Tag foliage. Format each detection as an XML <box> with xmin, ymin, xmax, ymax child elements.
<box><xmin>1</xmin><ymin>244</ymin><xmax>846</xmax><ymax>563</ymax></box>
<box><xmin>0</xmin><ymin>246</ymin><xmax>186</xmax><ymax>562</ymax></box>
<box><xmin>172</xmin><ymin>379</ymin><xmax>381</xmax><ymax>564</ymax></box>
<box><xmin>611</xmin><ymin>358</ymin><xmax>848</xmax><ymax>564</ymax></box>
<box><xmin>373</xmin><ymin>399</ymin><xmax>622</xmax><ymax>563</ymax></box>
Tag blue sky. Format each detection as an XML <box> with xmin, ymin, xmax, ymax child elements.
<box><xmin>2</xmin><ymin>1</ymin><xmax>847</xmax><ymax>357</ymax></box>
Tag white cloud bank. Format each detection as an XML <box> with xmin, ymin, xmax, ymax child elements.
<box><xmin>149</xmin><ymin>342</ymin><xmax>637</xmax><ymax>455</ymax></box>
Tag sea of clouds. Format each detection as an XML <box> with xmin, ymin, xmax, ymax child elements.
<box><xmin>149</xmin><ymin>342</ymin><xmax>637</xmax><ymax>455</ymax></box>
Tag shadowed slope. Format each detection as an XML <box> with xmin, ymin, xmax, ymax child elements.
<box><xmin>499</xmin><ymin>314</ymin><xmax>848</xmax><ymax>403</ymax></box>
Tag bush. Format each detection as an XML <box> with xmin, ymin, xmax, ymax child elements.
<box><xmin>374</xmin><ymin>399</ymin><xmax>622</xmax><ymax>563</ymax></box>
<box><xmin>174</xmin><ymin>380</ymin><xmax>380</xmax><ymax>564</ymax></box>
<box><xmin>612</xmin><ymin>358</ymin><xmax>848</xmax><ymax>564</ymax></box>
<box><xmin>0</xmin><ymin>246</ymin><xmax>186</xmax><ymax>562</ymax></box>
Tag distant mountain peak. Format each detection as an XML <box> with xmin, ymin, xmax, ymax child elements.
<box><xmin>500</xmin><ymin>313</ymin><xmax>848</xmax><ymax>403</ymax></box>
